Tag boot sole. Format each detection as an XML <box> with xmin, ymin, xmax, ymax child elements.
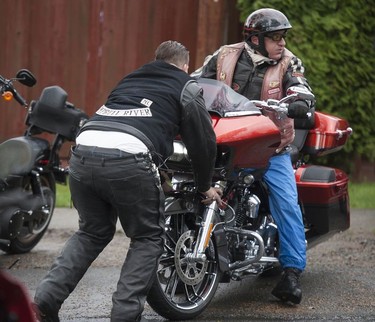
<box><xmin>271</xmin><ymin>289</ymin><xmax>302</xmax><ymax>304</ymax></box>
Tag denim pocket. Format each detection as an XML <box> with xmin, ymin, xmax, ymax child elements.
<box><xmin>108</xmin><ymin>174</ymin><xmax>144</xmax><ymax>206</ymax></box>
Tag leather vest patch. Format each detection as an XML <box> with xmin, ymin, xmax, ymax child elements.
<box><xmin>216</xmin><ymin>42</ymin><xmax>245</xmax><ymax>87</ymax></box>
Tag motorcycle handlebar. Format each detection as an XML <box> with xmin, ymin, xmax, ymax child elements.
<box><xmin>251</xmin><ymin>87</ymin><xmax>314</xmax><ymax>119</ymax></box>
<box><xmin>255</xmin><ymin>102</ymin><xmax>312</xmax><ymax>120</ymax></box>
<box><xmin>1</xmin><ymin>74</ymin><xmax>29</xmax><ymax>107</ymax></box>
<box><xmin>10</xmin><ymin>87</ymin><xmax>27</xmax><ymax>106</ymax></box>
<box><xmin>252</xmin><ymin>100</ymin><xmax>289</xmax><ymax>114</ymax></box>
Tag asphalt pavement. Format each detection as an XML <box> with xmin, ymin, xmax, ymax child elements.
<box><xmin>1</xmin><ymin>208</ymin><xmax>374</xmax><ymax>321</ymax></box>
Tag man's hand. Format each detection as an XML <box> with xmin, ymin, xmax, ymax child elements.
<box><xmin>200</xmin><ymin>187</ymin><xmax>223</xmax><ymax>206</ymax></box>
<box><xmin>287</xmin><ymin>100</ymin><xmax>309</xmax><ymax>119</ymax></box>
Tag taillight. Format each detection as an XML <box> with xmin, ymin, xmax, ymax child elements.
<box><xmin>38</xmin><ymin>159</ymin><xmax>49</xmax><ymax>166</ymax></box>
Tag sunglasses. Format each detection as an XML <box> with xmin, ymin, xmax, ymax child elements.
<box><xmin>265</xmin><ymin>33</ymin><xmax>287</xmax><ymax>41</ymax></box>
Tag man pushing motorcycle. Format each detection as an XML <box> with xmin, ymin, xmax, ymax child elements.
<box><xmin>33</xmin><ymin>40</ymin><xmax>222</xmax><ymax>322</ymax></box>
<box><xmin>192</xmin><ymin>8</ymin><xmax>315</xmax><ymax>304</ymax></box>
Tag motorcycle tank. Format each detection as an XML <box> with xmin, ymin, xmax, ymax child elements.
<box><xmin>0</xmin><ymin>136</ymin><xmax>49</xmax><ymax>179</ymax></box>
<box><xmin>198</xmin><ymin>78</ymin><xmax>280</xmax><ymax>169</ymax></box>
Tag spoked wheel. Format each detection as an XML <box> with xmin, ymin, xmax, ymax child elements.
<box><xmin>147</xmin><ymin>217</ymin><xmax>221</xmax><ymax>321</ymax></box>
<box><xmin>5</xmin><ymin>174</ymin><xmax>56</xmax><ymax>254</ymax></box>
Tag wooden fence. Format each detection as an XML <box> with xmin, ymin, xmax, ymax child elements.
<box><xmin>0</xmin><ymin>0</ymin><xmax>241</xmax><ymax>142</ymax></box>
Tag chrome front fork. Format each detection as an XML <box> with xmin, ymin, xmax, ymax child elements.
<box><xmin>193</xmin><ymin>202</ymin><xmax>218</xmax><ymax>262</ymax></box>
<box><xmin>192</xmin><ymin>181</ymin><xmax>224</xmax><ymax>262</ymax></box>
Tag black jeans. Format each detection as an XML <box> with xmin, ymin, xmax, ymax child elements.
<box><xmin>34</xmin><ymin>146</ymin><xmax>165</xmax><ymax>322</ymax></box>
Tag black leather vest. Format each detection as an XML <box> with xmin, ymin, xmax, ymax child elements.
<box><xmin>90</xmin><ymin>60</ymin><xmax>192</xmax><ymax>159</ymax></box>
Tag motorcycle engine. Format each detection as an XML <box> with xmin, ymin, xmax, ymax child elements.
<box><xmin>230</xmin><ymin>234</ymin><xmax>261</xmax><ymax>262</ymax></box>
<box><xmin>236</xmin><ymin>191</ymin><xmax>261</xmax><ymax>226</ymax></box>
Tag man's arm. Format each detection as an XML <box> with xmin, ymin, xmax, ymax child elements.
<box><xmin>190</xmin><ymin>50</ymin><xmax>220</xmax><ymax>79</ymax></box>
<box><xmin>284</xmin><ymin>56</ymin><xmax>315</xmax><ymax>106</ymax></box>
<box><xmin>179</xmin><ymin>81</ymin><xmax>217</xmax><ymax>193</ymax></box>
<box><xmin>284</xmin><ymin>56</ymin><xmax>316</xmax><ymax>122</ymax></box>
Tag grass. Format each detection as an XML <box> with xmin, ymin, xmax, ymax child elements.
<box><xmin>56</xmin><ymin>180</ymin><xmax>375</xmax><ymax>209</ymax></box>
<box><xmin>56</xmin><ymin>183</ymin><xmax>72</xmax><ymax>208</ymax></box>
<box><xmin>348</xmin><ymin>181</ymin><xmax>375</xmax><ymax>209</ymax></box>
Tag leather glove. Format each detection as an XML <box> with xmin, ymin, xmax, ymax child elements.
<box><xmin>287</xmin><ymin>100</ymin><xmax>309</xmax><ymax>119</ymax></box>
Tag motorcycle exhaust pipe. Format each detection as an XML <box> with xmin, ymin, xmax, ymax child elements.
<box><xmin>225</xmin><ymin>227</ymin><xmax>265</xmax><ymax>270</ymax></box>
<box><xmin>0</xmin><ymin>188</ymin><xmax>44</xmax><ymax>210</ymax></box>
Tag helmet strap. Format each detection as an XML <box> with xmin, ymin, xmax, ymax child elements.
<box><xmin>245</xmin><ymin>34</ymin><xmax>269</xmax><ymax>58</ymax></box>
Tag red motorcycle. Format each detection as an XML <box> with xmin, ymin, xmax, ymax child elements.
<box><xmin>146</xmin><ymin>78</ymin><xmax>352</xmax><ymax>320</ymax></box>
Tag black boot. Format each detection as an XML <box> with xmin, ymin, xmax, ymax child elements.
<box><xmin>32</xmin><ymin>302</ymin><xmax>60</xmax><ymax>322</ymax></box>
<box><xmin>271</xmin><ymin>267</ymin><xmax>302</xmax><ymax>304</ymax></box>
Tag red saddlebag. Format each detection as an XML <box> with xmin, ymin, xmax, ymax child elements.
<box><xmin>295</xmin><ymin>165</ymin><xmax>350</xmax><ymax>242</ymax></box>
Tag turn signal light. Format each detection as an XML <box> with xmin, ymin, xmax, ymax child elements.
<box><xmin>2</xmin><ymin>91</ymin><xmax>13</xmax><ymax>101</ymax></box>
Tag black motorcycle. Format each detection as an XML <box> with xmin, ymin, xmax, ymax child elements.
<box><xmin>0</xmin><ymin>69</ymin><xmax>88</xmax><ymax>254</ymax></box>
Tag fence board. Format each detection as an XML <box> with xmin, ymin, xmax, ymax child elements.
<box><xmin>0</xmin><ymin>0</ymin><xmax>240</xmax><ymax>143</ymax></box>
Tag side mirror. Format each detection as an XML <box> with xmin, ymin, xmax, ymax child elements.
<box><xmin>16</xmin><ymin>69</ymin><xmax>37</xmax><ymax>87</ymax></box>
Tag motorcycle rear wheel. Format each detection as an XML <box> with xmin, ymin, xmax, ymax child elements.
<box><xmin>147</xmin><ymin>223</ymin><xmax>221</xmax><ymax>320</ymax></box>
<box><xmin>4</xmin><ymin>174</ymin><xmax>56</xmax><ymax>254</ymax></box>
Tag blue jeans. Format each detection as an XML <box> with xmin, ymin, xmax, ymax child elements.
<box><xmin>263</xmin><ymin>153</ymin><xmax>306</xmax><ymax>271</ymax></box>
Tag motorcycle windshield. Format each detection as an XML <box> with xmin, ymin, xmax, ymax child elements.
<box><xmin>197</xmin><ymin>78</ymin><xmax>261</xmax><ymax>117</ymax></box>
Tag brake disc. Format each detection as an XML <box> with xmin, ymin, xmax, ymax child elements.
<box><xmin>174</xmin><ymin>230</ymin><xmax>209</xmax><ymax>285</ymax></box>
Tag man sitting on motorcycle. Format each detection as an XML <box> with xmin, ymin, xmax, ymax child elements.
<box><xmin>192</xmin><ymin>8</ymin><xmax>315</xmax><ymax>304</ymax></box>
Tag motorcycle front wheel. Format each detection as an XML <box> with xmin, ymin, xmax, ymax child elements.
<box><xmin>6</xmin><ymin>174</ymin><xmax>56</xmax><ymax>254</ymax></box>
<box><xmin>147</xmin><ymin>214</ymin><xmax>222</xmax><ymax>320</ymax></box>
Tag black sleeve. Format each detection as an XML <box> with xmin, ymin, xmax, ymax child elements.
<box><xmin>191</xmin><ymin>52</ymin><xmax>219</xmax><ymax>80</ymax></box>
<box><xmin>283</xmin><ymin>56</ymin><xmax>316</xmax><ymax>128</ymax></box>
<box><xmin>283</xmin><ymin>56</ymin><xmax>315</xmax><ymax>108</ymax></box>
<box><xmin>179</xmin><ymin>81</ymin><xmax>217</xmax><ymax>192</ymax></box>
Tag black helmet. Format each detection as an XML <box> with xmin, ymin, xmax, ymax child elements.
<box><xmin>243</xmin><ymin>8</ymin><xmax>292</xmax><ymax>57</ymax></box>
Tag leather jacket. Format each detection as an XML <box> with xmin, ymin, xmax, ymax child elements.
<box><xmin>192</xmin><ymin>42</ymin><xmax>315</xmax><ymax>149</ymax></box>
<box><xmin>87</xmin><ymin>60</ymin><xmax>217</xmax><ymax>192</ymax></box>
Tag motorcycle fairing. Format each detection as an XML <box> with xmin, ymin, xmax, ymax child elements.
<box><xmin>212</xmin><ymin>114</ymin><xmax>280</xmax><ymax>169</ymax></box>
<box><xmin>196</xmin><ymin>79</ymin><xmax>281</xmax><ymax>169</ymax></box>
<box><xmin>198</xmin><ymin>78</ymin><xmax>261</xmax><ymax>117</ymax></box>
